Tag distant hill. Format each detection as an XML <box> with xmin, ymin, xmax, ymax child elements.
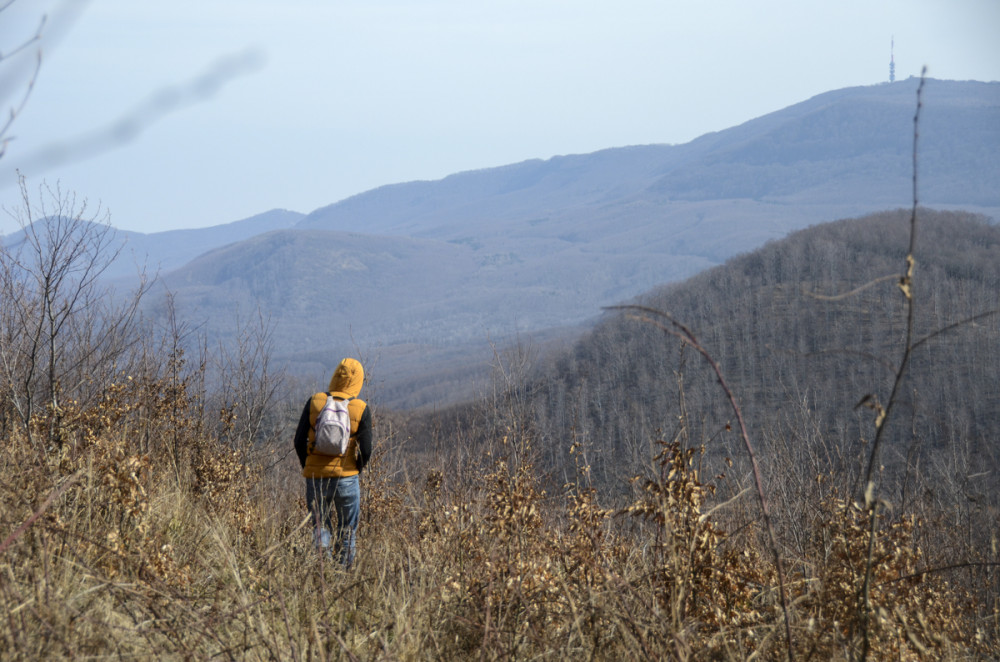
<box><xmin>108</xmin><ymin>209</ymin><xmax>304</xmax><ymax>281</ymax></box>
<box><xmin>651</xmin><ymin>79</ymin><xmax>999</xmax><ymax>206</ymax></box>
<box><xmin>525</xmin><ymin>208</ymin><xmax>1000</xmax><ymax>493</ymax></box>
<box><xmin>2</xmin><ymin>208</ymin><xmax>304</xmax><ymax>282</ymax></box>
<box><xmin>297</xmin><ymin>78</ymin><xmax>999</xmax><ymax>240</ymax></box>
<box><xmin>132</xmin><ymin>79</ymin><xmax>1000</xmax><ymax>408</ymax></box>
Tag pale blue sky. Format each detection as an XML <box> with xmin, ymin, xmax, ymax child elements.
<box><xmin>1</xmin><ymin>0</ymin><xmax>998</xmax><ymax>234</ymax></box>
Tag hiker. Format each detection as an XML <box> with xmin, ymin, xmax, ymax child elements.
<box><xmin>293</xmin><ymin>358</ymin><xmax>373</xmax><ymax>568</ymax></box>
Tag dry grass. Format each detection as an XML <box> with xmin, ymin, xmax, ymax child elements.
<box><xmin>0</xmin><ymin>369</ymin><xmax>994</xmax><ymax>661</ymax></box>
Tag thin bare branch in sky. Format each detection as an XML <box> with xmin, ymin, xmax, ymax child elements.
<box><xmin>3</xmin><ymin>48</ymin><xmax>264</xmax><ymax>183</ymax></box>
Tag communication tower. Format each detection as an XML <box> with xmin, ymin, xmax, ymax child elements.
<box><xmin>890</xmin><ymin>37</ymin><xmax>896</xmax><ymax>83</ymax></box>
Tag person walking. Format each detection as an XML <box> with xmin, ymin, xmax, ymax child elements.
<box><xmin>293</xmin><ymin>358</ymin><xmax>373</xmax><ymax>568</ymax></box>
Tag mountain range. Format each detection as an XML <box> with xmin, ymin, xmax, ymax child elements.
<box><xmin>7</xmin><ymin>78</ymin><xmax>998</xmax><ymax>409</ymax></box>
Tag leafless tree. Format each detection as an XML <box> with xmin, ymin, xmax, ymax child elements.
<box><xmin>210</xmin><ymin>306</ymin><xmax>285</xmax><ymax>452</ymax></box>
<box><xmin>0</xmin><ymin>175</ymin><xmax>150</xmax><ymax>449</ymax></box>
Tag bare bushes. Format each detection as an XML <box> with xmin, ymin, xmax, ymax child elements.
<box><xmin>2</xmin><ymin>377</ymin><xmax>990</xmax><ymax>659</ymax></box>
<box><xmin>0</xmin><ymin>180</ymin><xmax>297</xmax><ymax>658</ymax></box>
<box><xmin>380</xmin><ymin>425</ymin><xmax>986</xmax><ymax>659</ymax></box>
<box><xmin>0</xmin><ymin>177</ymin><xmax>149</xmax><ymax>448</ymax></box>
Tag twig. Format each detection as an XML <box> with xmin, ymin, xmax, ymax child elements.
<box><xmin>879</xmin><ymin>561</ymin><xmax>1000</xmax><ymax>585</ymax></box>
<box><xmin>5</xmin><ymin>48</ymin><xmax>263</xmax><ymax>180</ymax></box>
<box><xmin>770</xmin><ymin>346</ymin><xmax>896</xmax><ymax>373</ymax></box>
<box><xmin>607</xmin><ymin>303</ymin><xmax>795</xmax><ymax>661</ymax></box>
<box><xmin>911</xmin><ymin>309</ymin><xmax>1000</xmax><ymax>352</ymax></box>
<box><xmin>0</xmin><ymin>12</ymin><xmax>46</xmax><ymax>160</ymax></box>
<box><xmin>804</xmin><ymin>274</ymin><xmax>898</xmax><ymax>301</ymax></box>
<box><xmin>0</xmin><ymin>471</ymin><xmax>80</xmax><ymax>554</ymax></box>
<box><xmin>256</xmin><ymin>514</ymin><xmax>311</xmax><ymax>560</ymax></box>
<box><xmin>859</xmin><ymin>70</ymin><xmax>927</xmax><ymax>496</ymax></box>
<box><xmin>858</xmin><ymin>67</ymin><xmax>927</xmax><ymax>662</ymax></box>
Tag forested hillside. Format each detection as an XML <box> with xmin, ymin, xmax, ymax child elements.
<box><xmin>525</xmin><ymin>208</ymin><xmax>999</xmax><ymax>495</ymax></box>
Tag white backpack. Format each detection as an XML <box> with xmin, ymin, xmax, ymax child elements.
<box><xmin>313</xmin><ymin>394</ymin><xmax>352</xmax><ymax>456</ymax></box>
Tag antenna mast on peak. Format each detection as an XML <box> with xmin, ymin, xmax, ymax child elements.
<box><xmin>889</xmin><ymin>37</ymin><xmax>896</xmax><ymax>83</ymax></box>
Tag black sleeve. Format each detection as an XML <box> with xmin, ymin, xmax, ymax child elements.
<box><xmin>355</xmin><ymin>404</ymin><xmax>373</xmax><ymax>472</ymax></box>
<box><xmin>293</xmin><ymin>400</ymin><xmax>312</xmax><ymax>468</ymax></box>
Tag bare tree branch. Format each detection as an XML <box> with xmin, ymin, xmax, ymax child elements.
<box><xmin>0</xmin><ymin>1</ymin><xmax>260</xmax><ymax>177</ymax></box>
<box><xmin>912</xmin><ymin>309</ymin><xmax>1000</xmax><ymax>352</ymax></box>
<box><xmin>606</xmin><ymin>303</ymin><xmax>795</xmax><ymax>661</ymax></box>
<box><xmin>3</xmin><ymin>49</ymin><xmax>264</xmax><ymax>183</ymax></box>
<box><xmin>803</xmin><ymin>273</ymin><xmax>898</xmax><ymax>302</ymax></box>
<box><xmin>0</xmin><ymin>9</ymin><xmax>45</xmax><ymax>160</ymax></box>
<box><xmin>857</xmin><ymin>67</ymin><xmax>927</xmax><ymax>662</ymax></box>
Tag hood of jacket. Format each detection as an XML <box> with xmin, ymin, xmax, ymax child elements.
<box><xmin>328</xmin><ymin>358</ymin><xmax>364</xmax><ymax>399</ymax></box>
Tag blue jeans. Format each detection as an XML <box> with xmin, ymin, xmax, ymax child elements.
<box><xmin>305</xmin><ymin>475</ymin><xmax>360</xmax><ymax>568</ymax></box>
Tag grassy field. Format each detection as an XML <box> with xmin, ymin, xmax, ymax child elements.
<box><xmin>0</xmin><ymin>361</ymin><xmax>994</xmax><ymax>661</ymax></box>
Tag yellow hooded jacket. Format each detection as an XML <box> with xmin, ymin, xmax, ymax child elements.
<box><xmin>293</xmin><ymin>358</ymin><xmax>372</xmax><ymax>478</ymax></box>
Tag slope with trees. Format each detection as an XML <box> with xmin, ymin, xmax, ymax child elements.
<box><xmin>528</xmin><ymin>208</ymin><xmax>1000</xmax><ymax>493</ymax></box>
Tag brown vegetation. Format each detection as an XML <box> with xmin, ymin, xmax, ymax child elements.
<box><xmin>1</xmin><ymin>179</ymin><xmax>997</xmax><ymax>659</ymax></box>
<box><xmin>0</xmin><ymin>383</ymin><xmax>992</xmax><ymax>659</ymax></box>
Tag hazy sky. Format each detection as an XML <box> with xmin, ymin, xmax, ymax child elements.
<box><xmin>1</xmin><ymin>0</ymin><xmax>998</xmax><ymax>234</ymax></box>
